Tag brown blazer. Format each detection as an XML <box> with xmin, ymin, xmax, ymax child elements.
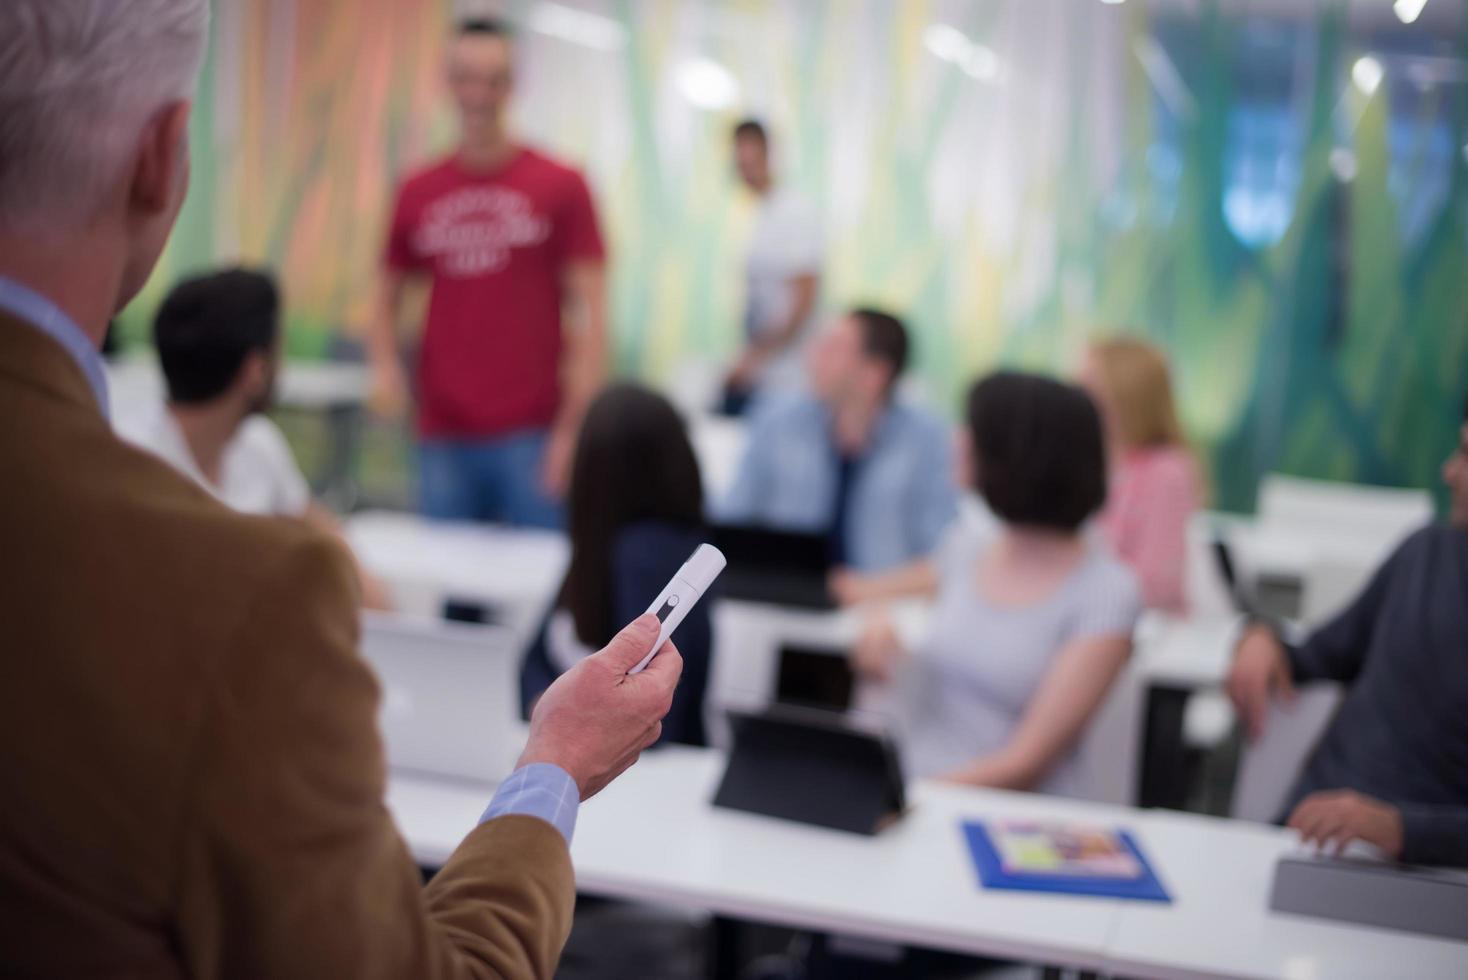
<box><xmin>0</xmin><ymin>311</ymin><xmax>573</xmax><ymax>978</ymax></box>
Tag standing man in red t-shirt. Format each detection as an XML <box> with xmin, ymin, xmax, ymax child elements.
<box><xmin>368</xmin><ymin>17</ymin><xmax>607</xmax><ymax>527</ymax></box>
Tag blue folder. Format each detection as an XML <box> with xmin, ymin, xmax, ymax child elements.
<box><xmin>961</xmin><ymin>821</ymin><xmax>1172</xmax><ymax>903</ymax></box>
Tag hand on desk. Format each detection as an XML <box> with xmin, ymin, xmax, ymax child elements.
<box><xmin>516</xmin><ymin>614</ymin><xmax>683</xmax><ymax>801</ymax></box>
<box><xmin>1226</xmin><ymin>624</ymin><xmax>1296</xmax><ymax>740</ymax></box>
<box><xmin>1288</xmin><ymin>790</ymin><xmax>1404</xmax><ymax>860</ymax></box>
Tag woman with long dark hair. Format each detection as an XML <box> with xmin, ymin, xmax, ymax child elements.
<box><xmin>520</xmin><ymin>383</ymin><xmax>712</xmax><ymax>746</ymax></box>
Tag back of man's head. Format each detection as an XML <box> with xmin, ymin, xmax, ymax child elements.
<box><xmin>0</xmin><ymin>0</ymin><xmax>209</xmax><ymax>236</ymax></box>
<box><xmin>851</xmin><ymin>307</ymin><xmax>909</xmax><ymax>396</ymax></box>
<box><xmin>155</xmin><ymin>268</ymin><xmax>280</xmax><ymax>405</ymax></box>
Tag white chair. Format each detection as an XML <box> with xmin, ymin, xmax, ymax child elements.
<box><xmin>663</xmin><ymin>357</ymin><xmax>725</xmax><ymax>418</ymax></box>
<box><xmin>1257</xmin><ymin>474</ymin><xmax>1433</xmax><ymax>548</ymax></box>
<box><xmin>687</xmin><ymin>414</ymin><xmax>749</xmax><ymax>506</ymax></box>
<box><xmin>1230</xmin><ymin>683</ymin><xmax>1344</xmax><ymax>823</ymax></box>
<box><xmin>1185</xmin><ymin>513</ymin><xmax>1238</xmax><ymax>618</ymax></box>
<box><xmin>1299</xmin><ymin>554</ymin><xmax>1374</xmax><ymax>627</ymax></box>
<box><xmin>1075</xmin><ymin>658</ymin><xmax>1147</xmax><ymax>805</ymax></box>
<box><xmin>360</xmin><ymin>613</ymin><xmax>523</xmax><ymax>785</ymax></box>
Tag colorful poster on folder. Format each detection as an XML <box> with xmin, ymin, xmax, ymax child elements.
<box><xmin>962</xmin><ymin>820</ymin><xmax>1172</xmax><ymax>903</ymax></box>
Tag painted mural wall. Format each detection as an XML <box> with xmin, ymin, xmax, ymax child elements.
<box><xmin>118</xmin><ymin>0</ymin><xmax>1468</xmax><ymax>512</ymax></box>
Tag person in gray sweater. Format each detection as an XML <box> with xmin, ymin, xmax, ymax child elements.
<box><xmin>1228</xmin><ymin>398</ymin><xmax>1468</xmax><ymax>866</ymax></box>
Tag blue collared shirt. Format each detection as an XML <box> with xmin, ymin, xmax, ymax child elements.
<box><xmin>0</xmin><ymin>276</ymin><xmax>109</xmax><ymax>418</ymax></box>
<box><xmin>717</xmin><ymin>391</ymin><xmax>959</xmax><ymax>572</ymax></box>
<box><xmin>481</xmin><ymin>763</ymin><xmax>579</xmax><ymax>844</ymax></box>
<box><xmin>2</xmin><ymin>275</ymin><xmax>580</xmax><ymax>845</ymax></box>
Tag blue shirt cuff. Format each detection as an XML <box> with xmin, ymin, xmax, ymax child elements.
<box><xmin>479</xmin><ymin>763</ymin><xmax>579</xmax><ymax>845</ymax></box>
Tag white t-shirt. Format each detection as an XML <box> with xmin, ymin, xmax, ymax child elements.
<box><xmin>744</xmin><ymin>187</ymin><xmax>822</xmax><ymax>390</ymax></box>
<box><xmin>117</xmin><ymin>407</ymin><xmax>312</xmax><ymax>518</ymax></box>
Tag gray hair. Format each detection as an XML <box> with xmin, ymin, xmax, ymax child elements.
<box><xmin>0</xmin><ymin>0</ymin><xmax>210</xmax><ymax>234</ymax></box>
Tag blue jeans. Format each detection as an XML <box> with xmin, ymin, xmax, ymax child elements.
<box><xmin>418</xmin><ymin>430</ymin><xmax>563</xmax><ymax>529</ymax></box>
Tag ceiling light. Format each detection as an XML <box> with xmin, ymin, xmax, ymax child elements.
<box><xmin>963</xmin><ymin>45</ymin><xmax>1000</xmax><ymax>81</ymax></box>
<box><xmin>1100</xmin><ymin>0</ymin><xmax>1127</xmax><ymax>5</ymax></box>
<box><xmin>675</xmin><ymin>57</ymin><xmax>740</xmax><ymax>111</ymax></box>
<box><xmin>1393</xmin><ymin>0</ymin><xmax>1428</xmax><ymax>24</ymax></box>
<box><xmin>924</xmin><ymin>24</ymin><xmax>1003</xmax><ymax>84</ymax></box>
<box><xmin>1351</xmin><ymin>55</ymin><xmax>1384</xmax><ymax>96</ymax></box>
<box><xmin>923</xmin><ymin>25</ymin><xmax>972</xmax><ymax>65</ymax></box>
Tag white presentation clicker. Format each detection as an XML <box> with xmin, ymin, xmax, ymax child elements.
<box><xmin>628</xmin><ymin>543</ymin><xmax>727</xmax><ymax>675</ymax></box>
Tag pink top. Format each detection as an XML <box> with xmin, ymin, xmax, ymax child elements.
<box><xmin>1099</xmin><ymin>446</ymin><xmax>1202</xmax><ymax>613</ymax></box>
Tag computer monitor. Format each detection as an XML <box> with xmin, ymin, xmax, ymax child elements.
<box><xmin>711</xmin><ymin>523</ymin><xmax>836</xmax><ymax>610</ymax></box>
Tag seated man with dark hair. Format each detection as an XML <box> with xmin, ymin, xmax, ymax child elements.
<box><xmin>119</xmin><ymin>267</ymin><xmax>390</xmax><ymax>608</ymax></box>
<box><xmin>717</xmin><ymin>308</ymin><xmax>956</xmax><ymax>574</ymax></box>
<box><xmin>1227</xmin><ymin>397</ymin><xmax>1468</xmax><ymax>866</ymax></box>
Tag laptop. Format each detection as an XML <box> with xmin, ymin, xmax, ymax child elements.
<box><xmin>713</xmin><ymin>705</ymin><xmax>907</xmax><ymax>835</ymax></box>
<box><xmin>711</xmin><ymin>523</ymin><xmax>836</xmax><ymax>610</ymax></box>
<box><xmin>776</xmin><ymin>644</ymin><xmax>855</xmax><ymax>713</ymax></box>
<box><xmin>359</xmin><ymin>612</ymin><xmax>522</xmax><ymax>785</ymax></box>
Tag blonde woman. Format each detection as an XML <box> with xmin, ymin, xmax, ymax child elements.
<box><xmin>1080</xmin><ymin>337</ymin><xmax>1203</xmax><ymax>613</ymax></box>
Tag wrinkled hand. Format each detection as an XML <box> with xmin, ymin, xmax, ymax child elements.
<box><xmin>539</xmin><ymin>424</ymin><xmax>576</xmax><ymax>500</ymax></box>
<box><xmin>516</xmin><ymin>614</ymin><xmax>683</xmax><ymax>801</ymax></box>
<box><xmin>1225</xmin><ymin>624</ymin><xmax>1295</xmax><ymax>741</ymax></box>
<box><xmin>851</xmin><ymin>612</ymin><xmax>905</xmax><ymax>684</ymax></box>
<box><xmin>1288</xmin><ymin>790</ymin><xmax>1404</xmax><ymax>860</ymax></box>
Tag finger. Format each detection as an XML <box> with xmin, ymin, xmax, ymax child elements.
<box><xmin>637</xmin><ymin>639</ymin><xmax>684</xmax><ymax>690</ymax></box>
<box><xmin>1325</xmin><ymin>826</ymin><xmax>1359</xmax><ymax>856</ymax></box>
<box><xmin>1274</xmin><ymin>661</ymin><xmax>1297</xmax><ymax>704</ymax></box>
<box><xmin>1296</xmin><ymin>809</ymin><xmax>1343</xmax><ymax>849</ymax></box>
<box><xmin>1312</xmin><ymin>820</ymin><xmax>1347</xmax><ymax>852</ymax></box>
<box><xmin>593</xmin><ymin>614</ymin><xmax>662</xmax><ymax>673</ymax></box>
<box><xmin>1287</xmin><ymin>799</ymin><xmax>1321</xmax><ymax>833</ymax></box>
<box><xmin>640</xmin><ymin>722</ymin><xmax>663</xmax><ymax>750</ymax></box>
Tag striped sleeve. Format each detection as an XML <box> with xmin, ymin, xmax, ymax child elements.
<box><xmin>1072</xmin><ymin>557</ymin><xmax>1144</xmax><ymax>641</ymax></box>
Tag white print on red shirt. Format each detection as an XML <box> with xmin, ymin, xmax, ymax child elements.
<box><xmin>413</xmin><ymin>186</ymin><xmax>551</xmax><ymax>278</ymax></box>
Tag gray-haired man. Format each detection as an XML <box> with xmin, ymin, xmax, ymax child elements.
<box><xmin>0</xmin><ymin>3</ymin><xmax>680</xmax><ymax>976</ymax></box>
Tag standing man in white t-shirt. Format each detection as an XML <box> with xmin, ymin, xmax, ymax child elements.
<box><xmin>117</xmin><ymin>268</ymin><xmax>390</xmax><ymax>608</ymax></box>
<box><xmin>723</xmin><ymin>119</ymin><xmax>823</xmax><ymax>415</ymax></box>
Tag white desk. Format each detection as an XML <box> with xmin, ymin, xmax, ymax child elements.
<box><xmin>390</xmin><ymin>747</ymin><xmax>1123</xmax><ymax>971</ymax></box>
<box><xmin>106</xmin><ymin>355</ymin><xmax>369</xmax><ymax>414</ymax></box>
<box><xmin>387</xmin><ymin>747</ymin><xmax>1468</xmax><ymax>979</ymax></box>
<box><xmin>347</xmin><ymin>510</ymin><xmax>568</xmax><ymax>643</ymax></box>
<box><xmin>1132</xmin><ymin>613</ymin><xmax>1240</xmax><ymax>691</ymax></box>
<box><xmin>1108</xmin><ymin>810</ymin><xmax>1468</xmax><ymax>980</ymax></box>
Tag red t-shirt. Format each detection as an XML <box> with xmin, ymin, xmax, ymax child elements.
<box><xmin>385</xmin><ymin>148</ymin><xmax>605</xmax><ymax>438</ymax></box>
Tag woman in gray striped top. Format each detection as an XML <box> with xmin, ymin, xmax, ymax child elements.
<box><xmin>855</xmin><ymin>372</ymin><xmax>1142</xmax><ymax>796</ymax></box>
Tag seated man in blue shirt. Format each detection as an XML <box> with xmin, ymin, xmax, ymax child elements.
<box><xmin>1227</xmin><ymin>398</ymin><xmax>1468</xmax><ymax>866</ymax></box>
<box><xmin>717</xmin><ymin>307</ymin><xmax>956</xmax><ymax>575</ymax></box>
